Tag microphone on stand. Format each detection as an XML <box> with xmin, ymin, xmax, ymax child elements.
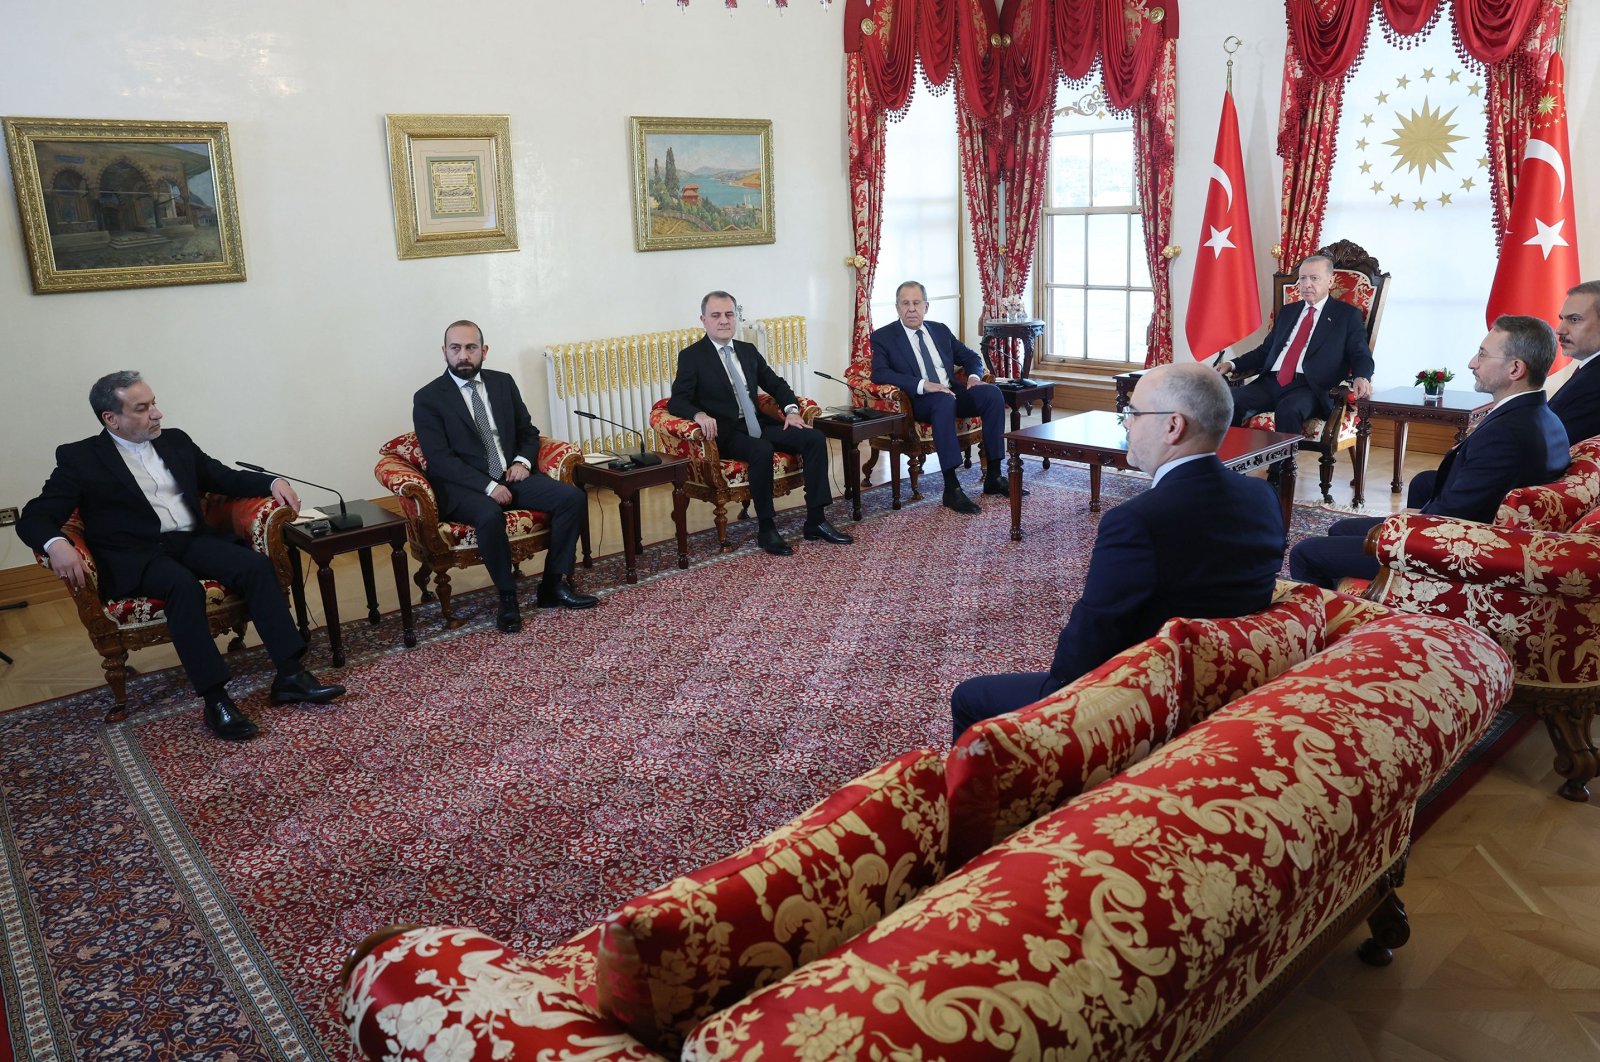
<box><xmin>812</xmin><ymin>371</ymin><xmax>885</xmax><ymax>420</ymax></box>
<box><xmin>237</xmin><ymin>462</ymin><xmax>363</xmax><ymax>530</ymax></box>
<box><xmin>573</xmin><ymin>410</ymin><xmax>662</xmax><ymax>469</ymax></box>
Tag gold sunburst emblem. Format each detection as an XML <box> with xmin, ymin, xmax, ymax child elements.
<box><xmin>1383</xmin><ymin>97</ymin><xmax>1468</xmax><ymax>180</ymax></box>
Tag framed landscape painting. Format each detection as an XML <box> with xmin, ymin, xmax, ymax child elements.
<box><xmin>385</xmin><ymin>113</ymin><xmax>518</xmax><ymax>260</ymax></box>
<box><xmin>630</xmin><ymin>117</ymin><xmax>774</xmax><ymax>251</ymax></box>
<box><xmin>2</xmin><ymin>116</ymin><xmax>246</xmax><ymax>294</ymax></box>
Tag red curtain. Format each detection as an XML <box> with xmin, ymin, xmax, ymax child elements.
<box><xmin>1482</xmin><ymin>1</ymin><xmax>1563</xmax><ymax>240</ymax></box>
<box><xmin>846</xmin><ymin>52</ymin><xmax>888</xmax><ymax>370</ymax></box>
<box><xmin>1134</xmin><ymin>38</ymin><xmax>1179</xmax><ymax>366</ymax></box>
<box><xmin>1276</xmin><ymin>39</ymin><xmax>1346</xmax><ymax>267</ymax></box>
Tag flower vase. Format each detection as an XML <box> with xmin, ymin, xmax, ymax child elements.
<box><xmin>1422</xmin><ymin>385</ymin><xmax>1443</xmax><ymax>404</ymax></box>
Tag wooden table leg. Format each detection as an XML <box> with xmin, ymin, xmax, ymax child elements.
<box><xmin>1391</xmin><ymin>422</ymin><xmax>1409</xmax><ymax>494</ymax></box>
<box><xmin>1276</xmin><ymin>454</ymin><xmax>1297</xmax><ymax>537</ymax></box>
<box><xmin>579</xmin><ymin>490</ymin><xmax>594</xmax><ymax>569</ymax></box>
<box><xmin>889</xmin><ymin>442</ymin><xmax>903</xmax><ymax>510</ymax></box>
<box><xmin>1089</xmin><ymin>464</ymin><xmax>1103</xmax><ymax>514</ymax></box>
<box><xmin>358</xmin><ymin>546</ymin><xmax>380</xmax><ymax>625</ymax></box>
<box><xmin>288</xmin><ymin>547</ymin><xmax>310</xmax><ymax>642</ymax></box>
<box><xmin>672</xmin><ymin>482</ymin><xmax>689</xmax><ymax>569</ymax></box>
<box><xmin>843</xmin><ymin>440</ymin><xmax>863</xmax><ymax>521</ymax></box>
<box><xmin>618</xmin><ymin>491</ymin><xmax>640</xmax><ymax>584</ymax></box>
<box><xmin>1040</xmin><ymin>399</ymin><xmax>1053</xmax><ymax>469</ymax></box>
<box><xmin>315</xmin><ymin>559</ymin><xmax>344</xmax><ymax>667</ymax></box>
<box><xmin>1353</xmin><ymin>412</ymin><xmax>1372</xmax><ymax>509</ymax></box>
<box><xmin>1009</xmin><ymin>446</ymin><xmax>1024</xmax><ymax>541</ymax></box>
<box><xmin>391</xmin><ymin>540</ymin><xmax>416</xmax><ymax>648</ymax></box>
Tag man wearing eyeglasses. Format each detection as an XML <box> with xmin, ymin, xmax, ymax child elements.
<box><xmin>949</xmin><ymin>362</ymin><xmax>1284</xmax><ymax>740</ymax></box>
<box><xmin>1549</xmin><ymin>280</ymin><xmax>1600</xmax><ymax>445</ymax></box>
<box><xmin>1216</xmin><ymin>254</ymin><xmax>1374</xmax><ymax>432</ymax></box>
<box><xmin>1289</xmin><ymin>315</ymin><xmax>1570</xmax><ymax>589</ymax></box>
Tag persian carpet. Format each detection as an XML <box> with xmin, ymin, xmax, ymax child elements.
<box><xmin>2</xmin><ymin>464</ymin><xmax>1352</xmax><ymax>1060</ymax></box>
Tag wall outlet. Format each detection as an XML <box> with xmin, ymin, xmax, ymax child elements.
<box><xmin>0</xmin><ymin>508</ymin><xmax>17</xmax><ymax>527</ymax></box>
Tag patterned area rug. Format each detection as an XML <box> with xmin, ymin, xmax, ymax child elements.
<box><xmin>1</xmin><ymin>464</ymin><xmax>1352</xmax><ymax>1061</ymax></box>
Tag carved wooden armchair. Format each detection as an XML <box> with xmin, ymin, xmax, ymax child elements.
<box><xmin>648</xmin><ymin>394</ymin><xmax>821</xmax><ymax>550</ymax></box>
<box><xmin>1231</xmin><ymin>238</ymin><xmax>1390</xmax><ymax>504</ymax></box>
<box><xmin>374</xmin><ymin>431</ymin><xmax>583</xmax><ymax>628</ymax></box>
<box><xmin>844</xmin><ymin>340</ymin><xmax>993</xmax><ymax>501</ymax></box>
<box><xmin>33</xmin><ymin>496</ymin><xmax>295</xmax><ymax>722</ymax></box>
<box><xmin>1363</xmin><ymin>438</ymin><xmax>1600</xmax><ymax>801</ymax></box>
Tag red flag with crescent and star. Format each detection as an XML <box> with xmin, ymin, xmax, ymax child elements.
<box><xmin>1186</xmin><ymin>90</ymin><xmax>1261</xmax><ymax>361</ymax></box>
<box><xmin>1486</xmin><ymin>52</ymin><xmax>1580</xmax><ymax>369</ymax></box>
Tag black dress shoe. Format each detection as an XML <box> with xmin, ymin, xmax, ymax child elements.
<box><xmin>496</xmin><ymin>593</ymin><xmax>522</xmax><ymax>633</ymax></box>
<box><xmin>203</xmin><ymin>695</ymin><xmax>258</xmax><ymax>741</ymax></box>
<box><xmin>536</xmin><ymin>577</ymin><xmax>600</xmax><ymax>609</ymax></box>
<box><xmin>982</xmin><ymin>478</ymin><xmax>1029</xmax><ymax>497</ymax></box>
<box><xmin>942</xmin><ymin>486</ymin><xmax>981</xmax><ymax>514</ymax></box>
<box><xmin>270</xmin><ymin>669</ymin><xmax>346</xmax><ymax>705</ymax></box>
<box><xmin>756</xmin><ymin>526</ymin><xmax>794</xmax><ymax>556</ymax></box>
<box><xmin>802</xmin><ymin>519</ymin><xmax>854</xmax><ymax>545</ymax></box>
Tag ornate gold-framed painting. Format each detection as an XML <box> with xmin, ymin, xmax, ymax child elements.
<box><xmin>385</xmin><ymin>113</ymin><xmax>518</xmax><ymax>260</ymax></box>
<box><xmin>2</xmin><ymin>116</ymin><xmax>246</xmax><ymax>294</ymax></box>
<box><xmin>630</xmin><ymin>117</ymin><xmax>774</xmax><ymax>252</ymax></box>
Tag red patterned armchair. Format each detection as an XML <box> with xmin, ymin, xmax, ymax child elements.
<box><xmin>844</xmin><ymin>336</ymin><xmax>992</xmax><ymax>501</ymax></box>
<box><xmin>1231</xmin><ymin>238</ymin><xmax>1390</xmax><ymax>504</ymax></box>
<box><xmin>373</xmin><ymin>431</ymin><xmax>583</xmax><ymax>628</ymax></box>
<box><xmin>34</xmin><ymin>496</ymin><xmax>295</xmax><ymax>723</ymax></box>
<box><xmin>1366</xmin><ymin>437</ymin><xmax>1600</xmax><ymax>800</ymax></box>
<box><xmin>647</xmin><ymin>394</ymin><xmax>821</xmax><ymax>551</ymax></box>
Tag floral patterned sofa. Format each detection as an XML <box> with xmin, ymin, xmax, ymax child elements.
<box><xmin>1364</xmin><ymin>436</ymin><xmax>1600</xmax><ymax>801</ymax></box>
<box><xmin>338</xmin><ymin>587</ymin><xmax>1511</xmax><ymax>1061</ymax></box>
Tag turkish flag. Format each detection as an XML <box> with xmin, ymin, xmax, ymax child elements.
<box><xmin>1486</xmin><ymin>53</ymin><xmax>1580</xmax><ymax>370</ymax></box>
<box><xmin>1185</xmin><ymin>90</ymin><xmax>1261</xmax><ymax>361</ymax></box>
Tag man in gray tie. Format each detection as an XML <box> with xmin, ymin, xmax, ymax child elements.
<box><xmin>869</xmin><ymin>280</ymin><xmax>1010</xmax><ymax>513</ymax></box>
<box><xmin>667</xmin><ymin>291</ymin><xmax>850</xmax><ymax>556</ymax></box>
<box><xmin>413</xmin><ymin>320</ymin><xmax>595</xmax><ymax>634</ymax></box>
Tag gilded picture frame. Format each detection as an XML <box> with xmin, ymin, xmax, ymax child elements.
<box><xmin>385</xmin><ymin>113</ymin><xmax>518</xmax><ymax>260</ymax></box>
<box><xmin>630</xmin><ymin>117</ymin><xmax>774</xmax><ymax>252</ymax></box>
<box><xmin>2</xmin><ymin>116</ymin><xmax>246</xmax><ymax>294</ymax></box>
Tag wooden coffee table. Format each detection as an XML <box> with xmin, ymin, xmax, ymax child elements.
<box><xmin>574</xmin><ymin>457</ymin><xmax>691</xmax><ymax>584</ymax></box>
<box><xmin>1354</xmin><ymin>386</ymin><xmax>1491</xmax><ymax>503</ymax></box>
<box><xmin>1004</xmin><ymin>410</ymin><xmax>1301</xmax><ymax>540</ymax></box>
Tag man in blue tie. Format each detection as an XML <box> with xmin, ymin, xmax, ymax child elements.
<box><xmin>870</xmin><ymin>281</ymin><xmax>1010</xmax><ymax>514</ymax></box>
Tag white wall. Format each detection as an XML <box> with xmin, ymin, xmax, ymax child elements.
<box><xmin>0</xmin><ymin>0</ymin><xmax>850</xmax><ymax>570</ymax></box>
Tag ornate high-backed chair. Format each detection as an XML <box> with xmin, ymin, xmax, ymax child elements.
<box><xmin>1232</xmin><ymin>238</ymin><xmax>1390</xmax><ymax>503</ymax></box>
<box><xmin>374</xmin><ymin>432</ymin><xmax>583</xmax><ymax>628</ymax></box>
<box><xmin>844</xmin><ymin>338</ymin><xmax>992</xmax><ymax>500</ymax></box>
<box><xmin>648</xmin><ymin>394</ymin><xmax>821</xmax><ymax>550</ymax></box>
<box><xmin>33</xmin><ymin>496</ymin><xmax>295</xmax><ymax>722</ymax></box>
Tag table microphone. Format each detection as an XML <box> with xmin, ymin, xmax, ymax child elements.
<box><xmin>573</xmin><ymin>410</ymin><xmax>661</xmax><ymax>468</ymax></box>
<box><xmin>812</xmin><ymin>371</ymin><xmax>885</xmax><ymax>419</ymax></box>
<box><xmin>237</xmin><ymin>462</ymin><xmax>363</xmax><ymax>530</ymax></box>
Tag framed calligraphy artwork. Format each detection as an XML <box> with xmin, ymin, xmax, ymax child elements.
<box><xmin>385</xmin><ymin>114</ymin><xmax>517</xmax><ymax>260</ymax></box>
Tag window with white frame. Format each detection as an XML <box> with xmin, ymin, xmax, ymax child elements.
<box><xmin>1037</xmin><ymin>100</ymin><xmax>1152</xmax><ymax>366</ymax></box>
<box><xmin>871</xmin><ymin>81</ymin><xmax>962</xmax><ymax>335</ymax></box>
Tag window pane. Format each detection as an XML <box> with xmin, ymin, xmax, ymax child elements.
<box><xmin>1128</xmin><ymin>214</ymin><xmax>1151</xmax><ymax>288</ymax></box>
<box><xmin>1086</xmin><ymin>214</ymin><xmax>1128</xmax><ymax>286</ymax></box>
<box><xmin>1086</xmin><ymin>290</ymin><xmax>1128</xmax><ymax>361</ymax></box>
<box><xmin>1051</xmin><ymin>214</ymin><xmax>1085</xmax><ymax>285</ymax></box>
<box><xmin>870</xmin><ymin>82</ymin><xmax>959</xmax><ymax>326</ymax></box>
<box><xmin>1129</xmin><ymin>289</ymin><xmax>1155</xmax><ymax>363</ymax></box>
<box><xmin>1049</xmin><ymin>288</ymin><xmax>1085</xmax><ymax>360</ymax></box>
<box><xmin>1092</xmin><ymin>131</ymin><xmax>1135</xmax><ymax>207</ymax></box>
<box><xmin>1050</xmin><ymin>135</ymin><xmax>1091</xmax><ymax>208</ymax></box>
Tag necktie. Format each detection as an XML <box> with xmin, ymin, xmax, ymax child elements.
<box><xmin>469</xmin><ymin>379</ymin><xmax>505</xmax><ymax>478</ymax></box>
<box><xmin>720</xmin><ymin>344</ymin><xmax>762</xmax><ymax>436</ymax></box>
<box><xmin>1276</xmin><ymin>307</ymin><xmax>1317</xmax><ymax>387</ymax></box>
<box><xmin>916</xmin><ymin>329</ymin><xmax>942</xmax><ymax>384</ymax></box>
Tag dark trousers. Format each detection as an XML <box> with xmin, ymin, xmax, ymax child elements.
<box><xmin>130</xmin><ymin>530</ymin><xmax>306</xmax><ymax>695</ymax></box>
<box><xmin>717</xmin><ymin>422</ymin><xmax>832</xmax><ymax>521</ymax></box>
<box><xmin>950</xmin><ymin>670</ymin><xmax>1059</xmax><ymax>742</ymax></box>
<box><xmin>438</xmin><ymin>473</ymin><xmax>585</xmax><ymax>595</ymax></box>
<box><xmin>1287</xmin><ymin>473</ymin><xmax>1435</xmax><ymax>589</ymax></box>
<box><xmin>911</xmin><ymin>382</ymin><xmax>1006</xmax><ymax>472</ymax></box>
<box><xmin>1231</xmin><ymin>374</ymin><xmax>1322</xmax><ymax>435</ymax></box>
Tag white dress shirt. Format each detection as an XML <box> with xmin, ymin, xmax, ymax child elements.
<box><xmin>902</xmin><ymin>324</ymin><xmax>951</xmax><ymax>392</ymax></box>
<box><xmin>110</xmin><ymin>432</ymin><xmax>195</xmax><ymax>533</ymax></box>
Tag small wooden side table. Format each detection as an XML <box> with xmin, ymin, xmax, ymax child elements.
<box><xmin>996</xmin><ymin>381</ymin><xmax>1055</xmax><ymax>469</ymax></box>
<box><xmin>574</xmin><ymin>457</ymin><xmax>690</xmax><ymax>584</ymax></box>
<box><xmin>282</xmin><ymin>498</ymin><xmax>415</xmax><ymax>668</ymax></box>
<box><xmin>982</xmin><ymin>318</ymin><xmax>1047</xmax><ymax>380</ymax></box>
<box><xmin>1354</xmin><ymin>387</ymin><xmax>1491</xmax><ymax>503</ymax></box>
<box><xmin>813</xmin><ymin>411</ymin><xmax>907</xmax><ymax>520</ymax></box>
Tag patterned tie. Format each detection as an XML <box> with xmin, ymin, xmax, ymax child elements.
<box><xmin>916</xmin><ymin>329</ymin><xmax>943</xmax><ymax>384</ymax></box>
<box><xmin>720</xmin><ymin>344</ymin><xmax>762</xmax><ymax>436</ymax></box>
<box><xmin>1276</xmin><ymin>307</ymin><xmax>1317</xmax><ymax>387</ymax></box>
<box><xmin>468</xmin><ymin>379</ymin><xmax>505</xmax><ymax>478</ymax></box>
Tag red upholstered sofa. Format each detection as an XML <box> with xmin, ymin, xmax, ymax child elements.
<box><xmin>338</xmin><ymin>587</ymin><xmax>1511</xmax><ymax>1061</ymax></box>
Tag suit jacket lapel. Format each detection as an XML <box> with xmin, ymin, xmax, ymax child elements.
<box><xmin>151</xmin><ymin>430</ymin><xmax>206</xmax><ymax>520</ymax></box>
<box><xmin>439</xmin><ymin>372</ymin><xmax>479</xmax><ymax>436</ymax></box>
<box><xmin>93</xmin><ymin>431</ymin><xmax>146</xmax><ymax>505</ymax></box>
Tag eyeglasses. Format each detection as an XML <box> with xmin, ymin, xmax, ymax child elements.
<box><xmin>1117</xmin><ymin>407</ymin><xmax>1177</xmax><ymax>426</ymax></box>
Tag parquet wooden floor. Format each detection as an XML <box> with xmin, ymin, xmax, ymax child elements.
<box><xmin>5</xmin><ymin>430</ymin><xmax>1596</xmax><ymax>1060</ymax></box>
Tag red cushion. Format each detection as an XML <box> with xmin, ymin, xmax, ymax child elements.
<box><xmin>1178</xmin><ymin>581</ymin><xmax>1327</xmax><ymax>726</ymax></box>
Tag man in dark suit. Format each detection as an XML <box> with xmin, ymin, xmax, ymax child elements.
<box><xmin>667</xmin><ymin>291</ymin><xmax>851</xmax><ymax>556</ymax></box>
<box><xmin>1289</xmin><ymin>315</ymin><xmax>1571</xmax><ymax>588</ymax></box>
<box><xmin>1550</xmin><ymin>280</ymin><xmax>1600</xmax><ymax>445</ymax></box>
<box><xmin>19</xmin><ymin>371</ymin><xmax>344</xmax><ymax>741</ymax></box>
<box><xmin>413</xmin><ymin>320</ymin><xmax>596</xmax><ymax>634</ymax></box>
<box><xmin>870</xmin><ymin>280</ymin><xmax>1011</xmax><ymax>513</ymax></box>
<box><xmin>1218</xmin><ymin>254</ymin><xmax>1375</xmax><ymax>434</ymax></box>
<box><xmin>949</xmin><ymin>363</ymin><xmax>1284</xmax><ymax>739</ymax></box>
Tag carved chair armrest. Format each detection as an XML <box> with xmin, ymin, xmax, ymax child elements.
<box><xmin>201</xmin><ymin>494</ymin><xmax>296</xmax><ymax>593</ymax></box>
<box><xmin>536</xmin><ymin>437</ymin><xmax>582</xmax><ymax>483</ymax></box>
<box><xmin>33</xmin><ymin>525</ymin><xmax>104</xmax><ymax>605</ymax></box>
<box><xmin>844</xmin><ymin>376</ymin><xmax>906</xmax><ymax>416</ymax></box>
<box><xmin>1371</xmin><ymin>514</ymin><xmax>1600</xmax><ymax>599</ymax></box>
<box><xmin>373</xmin><ymin>455</ymin><xmax>449</xmax><ymax>553</ymax></box>
<box><xmin>648</xmin><ymin>407</ymin><xmax>710</xmax><ymax>461</ymax></box>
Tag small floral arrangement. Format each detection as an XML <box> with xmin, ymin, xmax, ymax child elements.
<box><xmin>1414</xmin><ymin>368</ymin><xmax>1454</xmax><ymax>390</ymax></box>
<box><xmin>1000</xmin><ymin>295</ymin><xmax>1026</xmax><ymax>321</ymax></box>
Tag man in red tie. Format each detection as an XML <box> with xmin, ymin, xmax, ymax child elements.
<box><xmin>1216</xmin><ymin>254</ymin><xmax>1374</xmax><ymax>433</ymax></box>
